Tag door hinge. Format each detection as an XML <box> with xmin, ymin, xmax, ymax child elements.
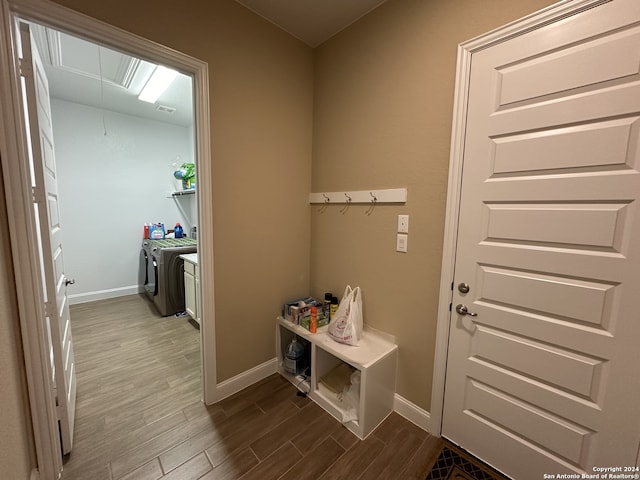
<box><xmin>32</xmin><ymin>186</ymin><xmax>44</xmax><ymax>204</ymax></box>
<box><xmin>43</xmin><ymin>301</ymin><xmax>54</xmax><ymax>317</ymax></box>
<box><xmin>51</xmin><ymin>384</ymin><xmax>60</xmax><ymax>410</ymax></box>
<box><xmin>55</xmin><ymin>396</ymin><xmax>64</xmax><ymax>420</ymax></box>
<box><xmin>18</xmin><ymin>57</ymin><xmax>31</xmax><ymax>77</ymax></box>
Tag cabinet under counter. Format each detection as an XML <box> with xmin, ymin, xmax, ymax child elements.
<box><xmin>181</xmin><ymin>254</ymin><xmax>199</xmax><ymax>325</ymax></box>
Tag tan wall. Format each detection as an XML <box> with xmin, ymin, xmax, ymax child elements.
<box><xmin>311</xmin><ymin>0</ymin><xmax>556</xmax><ymax>411</ymax></box>
<box><xmin>0</xmin><ymin>169</ymin><xmax>34</xmax><ymax>478</ymax></box>
<box><xmin>1</xmin><ymin>7</ymin><xmax>569</xmax><ymax>472</ymax></box>
<box><xmin>50</xmin><ymin>0</ymin><xmax>315</xmax><ymax>381</ymax></box>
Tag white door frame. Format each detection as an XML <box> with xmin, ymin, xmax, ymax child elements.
<box><xmin>429</xmin><ymin>0</ymin><xmax>608</xmax><ymax>437</ymax></box>
<box><xmin>0</xmin><ymin>0</ymin><xmax>216</xmax><ymax>477</ymax></box>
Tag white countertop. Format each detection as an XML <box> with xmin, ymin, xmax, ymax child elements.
<box><xmin>180</xmin><ymin>253</ymin><xmax>198</xmax><ymax>265</ymax></box>
<box><xmin>277</xmin><ymin>317</ymin><xmax>396</xmax><ymax>369</ymax></box>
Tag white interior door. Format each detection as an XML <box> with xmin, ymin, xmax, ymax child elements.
<box><xmin>443</xmin><ymin>0</ymin><xmax>640</xmax><ymax>478</ymax></box>
<box><xmin>19</xmin><ymin>21</ymin><xmax>77</xmax><ymax>456</ymax></box>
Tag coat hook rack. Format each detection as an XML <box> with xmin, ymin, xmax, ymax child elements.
<box><xmin>309</xmin><ymin>188</ymin><xmax>407</xmax><ymax>204</ymax></box>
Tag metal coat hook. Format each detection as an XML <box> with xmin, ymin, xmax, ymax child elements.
<box><xmin>340</xmin><ymin>193</ymin><xmax>352</xmax><ymax>214</ymax></box>
<box><xmin>366</xmin><ymin>192</ymin><xmax>378</xmax><ymax>216</ymax></box>
<box><xmin>323</xmin><ymin>194</ymin><xmax>330</xmax><ymax>203</ymax></box>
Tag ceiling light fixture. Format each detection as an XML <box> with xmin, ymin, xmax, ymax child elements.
<box><xmin>138</xmin><ymin>65</ymin><xmax>177</xmax><ymax>103</ymax></box>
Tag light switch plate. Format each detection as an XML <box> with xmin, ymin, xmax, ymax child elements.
<box><xmin>398</xmin><ymin>215</ymin><xmax>409</xmax><ymax>233</ymax></box>
<box><xmin>396</xmin><ymin>234</ymin><xmax>408</xmax><ymax>253</ymax></box>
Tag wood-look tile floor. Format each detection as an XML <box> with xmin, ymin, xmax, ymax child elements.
<box><xmin>62</xmin><ymin>294</ymin><xmax>443</xmax><ymax>480</ymax></box>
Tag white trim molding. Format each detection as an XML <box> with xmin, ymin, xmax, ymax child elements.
<box><xmin>393</xmin><ymin>394</ymin><xmax>431</xmax><ymax>434</ymax></box>
<box><xmin>429</xmin><ymin>0</ymin><xmax>615</xmax><ymax>438</ymax></box>
<box><xmin>68</xmin><ymin>286</ymin><xmax>143</xmax><ymax>305</ymax></box>
<box><xmin>213</xmin><ymin>358</ymin><xmax>278</xmax><ymax>402</ymax></box>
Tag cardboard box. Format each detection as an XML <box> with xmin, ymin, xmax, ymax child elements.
<box><xmin>282</xmin><ymin>296</ymin><xmax>328</xmax><ymax>329</ymax></box>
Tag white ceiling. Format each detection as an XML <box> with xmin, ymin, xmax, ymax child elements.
<box><xmin>235</xmin><ymin>0</ymin><xmax>388</xmax><ymax>47</ymax></box>
<box><xmin>31</xmin><ymin>25</ymin><xmax>194</xmax><ymax>127</ymax></box>
<box><xmin>31</xmin><ymin>1</ymin><xmax>387</xmax><ymax>128</ymax></box>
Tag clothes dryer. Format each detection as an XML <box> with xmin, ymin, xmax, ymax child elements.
<box><xmin>140</xmin><ymin>237</ymin><xmax>197</xmax><ymax>316</ymax></box>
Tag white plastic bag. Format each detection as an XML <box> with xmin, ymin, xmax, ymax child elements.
<box><xmin>328</xmin><ymin>285</ymin><xmax>363</xmax><ymax>346</ymax></box>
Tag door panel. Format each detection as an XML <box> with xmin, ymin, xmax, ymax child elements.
<box><xmin>497</xmin><ymin>27</ymin><xmax>640</xmax><ymax>106</ymax></box>
<box><xmin>471</xmin><ymin>324</ymin><xmax>603</xmax><ymax>399</ymax></box>
<box><xmin>20</xmin><ymin>22</ymin><xmax>76</xmax><ymax>456</ymax></box>
<box><xmin>483</xmin><ymin>202</ymin><xmax>629</xmax><ymax>249</ymax></box>
<box><xmin>464</xmin><ymin>378</ymin><xmax>591</xmax><ymax>464</ymax></box>
<box><xmin>491</xmin><ymin>117</ymin><xmax>639</xmax><ymax>174</ymax></box>
<box><xmin>477</xmin><ymin>265</ymin><xmax>616</xmax><ymax>327</ymax></box>
<box><xmin>443</xmin><ymin>1</ymin><xmax>640</xmax><ymax>477</ymax></box>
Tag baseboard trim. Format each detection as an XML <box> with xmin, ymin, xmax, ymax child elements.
<box><xmin>68</xmin><ymin>285</ymin><xmax>143</xmax><ymax>305</ymax></box>
<box><xmin>214</xmin><ymin>357</ymin><xmax>277</xmax><ymax>402</ymax></box>
<box><xmin>394</xmin><ymin>393</ymin><xmax>431</xmax><ymax>434</ymax></box>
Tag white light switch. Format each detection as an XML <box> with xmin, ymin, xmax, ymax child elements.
<box><xmin>396</xmin><ymin>234</ymin><xmax>408</xmax><ymax>253</ymax></box>
<box><xmin>398</xmin><ymin>215</ymin><xmax>409</xmax><ymax>233</ymax></box>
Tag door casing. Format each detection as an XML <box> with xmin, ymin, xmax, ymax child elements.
<box><xmin>0</xmin><ymin>0</ymin><xmax>215</xmax><ymax>477</ymax></box>
<box><xmin>430</xmin><ymin>0</ymin><xmax>612</xmax><ymax>436</ymax></box>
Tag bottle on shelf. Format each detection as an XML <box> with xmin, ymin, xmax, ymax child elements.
<box><xmin>330</xmin><ymin>296</ymin><xmax>339</xmax><ymax>319</ymax></box>
<box><xmin>324</xmin><ymin>292</ymin><xmax>332</xmax><ymax>322</ymax></box>
<box><xmin>284</xmin><ymin>337</ymin><xmax>306</xmax><ymax>375</ymax></box>
<box><xmin>310</xmin><ymin>306</ymin><xmax>317</xmax><ymax>333</ymax></box>
<box><xmin>174</xmin><ymin>223</ymin><xmax>183</xmax><ymax>238</ymax></box>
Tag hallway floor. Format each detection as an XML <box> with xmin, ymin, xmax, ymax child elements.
<box><xmin>62</xmin><ymin>294</ymin><xmax>442</xmax><ymax>479</ymax></box>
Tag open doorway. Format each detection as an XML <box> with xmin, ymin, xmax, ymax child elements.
<box><xmin>0</xmin><ymin>1</ymin><xmax>215</xmax><ymax>477</ymax></box>
<box><xmin>30</xmin><ymin>25</ymin><xmax>199</xmax><ymax>308</ymax></box>
<box><xmin>27</xmin><ymin>22</ymin><xmax>204</xmax><ymax>472</ymax></box>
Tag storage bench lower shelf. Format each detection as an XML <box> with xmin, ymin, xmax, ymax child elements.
<box><xmin>276</xmin><ymin>317</ymin><xmax>397</xmax><ymax>439</ymax></box>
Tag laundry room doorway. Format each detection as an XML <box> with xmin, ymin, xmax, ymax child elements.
<box><xmin>0</xmin><ymin>1</ymin><xmax>216</xmax><ymax>477</ymax></box>
<box><xmin>30</xmin><ymin>18</ymin><xmax>203</xmax><ymax>456</ymax></box>
<box><xmin>27</xmin><ymin>24</ymin><xmax>201</xmax><ymax>312</ymax></box>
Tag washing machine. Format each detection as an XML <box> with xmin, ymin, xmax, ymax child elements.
<box><xmin>140</xmin><ymin>237</ymin><xmax>197</xmax><ymax>316</ymax></box>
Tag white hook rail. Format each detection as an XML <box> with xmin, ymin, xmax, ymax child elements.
<box><xmin>309</xmin><ymin>188</ymin><xmax>407</xmax><ymax>204</ymax></box>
